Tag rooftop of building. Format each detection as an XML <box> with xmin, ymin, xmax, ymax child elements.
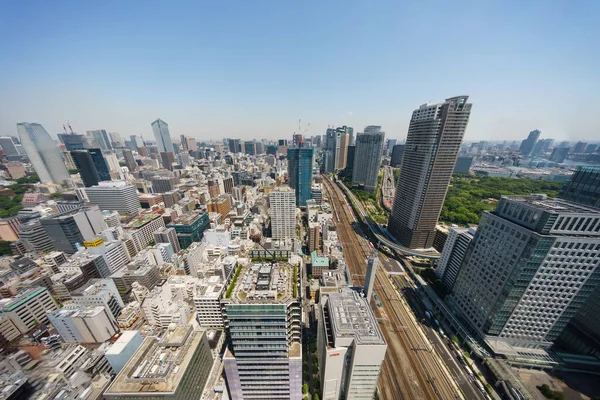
<box><xmin>48</xmin><ymin>304</ymin><xmax>106</xmax><ymax>319</ymax></box>
<box><xmin>500</xmin><ymin>195</ymin><xmax>600</xmax><ymax>215</ymax></box>
<box><xmin>194</xmin><ymin>275</ymin><xmax>225</xmax><ymax>299</ymax></box>
<box><xmin>325</xmin><ymin>289</ymin><xmax>385</xmax><ymax>346</ymax></box>
<box><xmin>311</xmin><ymin>251</ymin><xmax>329</xmax><ymax>267</ymax></box>
<box><xmin>227</xmin><ymin>262</ymin><xmax>298</xmax><ymax>304</ymax></box>
<box><xmin>168</xmin><ymin>211</ymin><xmax>205</xmax><ymax>226</ymax></box>
<box><xmin>111</xmin><ymin>263</ymin><xmax>156</xmax><ymax>279</ymax></box>
<box><xmin>125</xmin><ymin>213</ymin><xmax>162</xmax><ymax>229</ymax></box>
<box><xmin>104</xmin><ymin>326</ymin><xmax>206</xmax><ymax>395</ymax></box>
<box><xmin>0</xmin><ymin>286</ymin><xmax>47</xmax><ymax>311</ymax></box>
<box><xmin>89</xmin><ymin>180</ymin><xmax>131</xmax><ymax>188</ymax></box>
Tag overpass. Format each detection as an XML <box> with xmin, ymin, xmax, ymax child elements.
<box><xmin>328</xmin><ymin>176</ymin><xmax>440</xmax><ymax>260</ymax></box>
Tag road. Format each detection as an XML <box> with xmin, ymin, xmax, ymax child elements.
<box><xmin>381</xmin><ymin>166</ymin><xmax>395</xmax><ymax>212</ymax></box>
<box><xmin>323</xmin><ymin>177</ymin><xmax>464</xmax><ymax>400</ymax></box>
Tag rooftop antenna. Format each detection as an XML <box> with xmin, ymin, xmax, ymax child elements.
<box><xmin>62</xmin><ymin>124</ymin><xmax>68</xmax><ymax>134</ymax></box>
<box><xmin>68</xmin><ymin>123</ymin><xmax>74</xmax><ymax>134</ymax></box>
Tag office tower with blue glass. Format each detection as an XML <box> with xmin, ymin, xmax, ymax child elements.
<box><xmin>287</xmin><ymin>147</ymin><xmax>314</xmax><ymax>206</ymax></box>
<box><xmin>17</xmin><ymin>122</ymin><xmax>71</xmax><ymax>185</ymax></box>
<box><xmin>151</xmin><ymin>118</ymin><xmax>175</xmax><ymax>154</ymax></box>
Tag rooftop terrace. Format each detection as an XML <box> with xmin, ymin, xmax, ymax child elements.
<box><xmin>228</xmin><ymin>262</ymin><xmax>298</xmax><ymax>304</ymax></box>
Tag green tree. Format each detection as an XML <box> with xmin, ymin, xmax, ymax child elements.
<box><xmin>302</xmin><ymin>383</ymin><xmax>308</xmax><ymax>394</ymax></box>
<box><xmin>313</xmin><ymin>393</ymin><xmax>320</xmax><ymax>400</ymax></box>
<box><xmin>0</xmin><ymin>241</ymin><xmax>12</xmax><ymax>256</ymax></box>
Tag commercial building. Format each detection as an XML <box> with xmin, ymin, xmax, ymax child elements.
<box><xmin>122</xmin><ymin>149</ymin><xmax>137</xmax><ymax>171</ymax></box>
<box><xmin>104</xmin><ymin>325</ymin><xmax>214</xmax><ymax>400</ymax></box>
<box><xmin>317</xmin><ymin>290</ymin><xmax>387</xmax><ymax>400</ymax></box>
<box><xmin>194</xmin><ymin>275</ymin><xmax>226</xmax><ymax>327</ymax></box>
<box><xmin>352</xmin><ymin>126</ymin><xmax>385</xmax><ymax>192</ymax></box>
<box><xmin>448</xmin><ymin>196</ymin><xmax>600</xmax><ymax>350</ymax></box>
<box><xmin>560</xmin><ymin>166</ymin><xmax>600</xmax><ymax>208</ymax></box>
<box><xmin>71</xmin><ymin>150</ymin><xmax>101</xmax><ymax>187</ymax></box>
<box><xmin>151</xmin><ymin>175</ymin><xmax>179</xmax><ymax>193</ymax></box>
<box><xmin>308</xmin><ymin>222</ymin><xmax>321</xmax><ymax>252</ymax></box>
<box><xmin>70</xmin><ymin>279</ymin><xmax>124</xmax><ymax>319</ymax></box>
<box><xmin>153</xmin><ymin>226</ymin><xmax>181</xmax><ymax>253</ymax></box>
<box><xmin>388</xmin><ymin>96</ymin><xmax>472</xmax><ymax>249</ymax></box>
<box><xmin>168</xmin><ymin>211</ymin><xmax>210</xmax><ymax>249</ymax></box>
<box><xmin>311</xmin><ymin>183</ymin><xmax>323</xmax><ymax>205</ymax></box>
<box><xmin>87</xmin><ymin>129</ymin><xmax>112</xmax><ymax>150</ymax></box>
<box><xmin>0</xmin><ymin>136</ymin><xmax>20</xmax><ymax>156</ymax></box>
<box><xmin>85</xmin><ymin>181</ymin><xmax>141</xmax><ymax>216</ymax></box>
<box><xmin>151</xmin><ymin>118</ymin><xmax>175</xmax><ymax>154</ymax></box>
<box><xmin>47</xmin><ymin>305</ymin><xmax>118</xmax><ymax>343</ymax></box>
<box><xmin>126</xmin><ymin>213</ymin><xmax>166</xmax><ymax>252</ymax></box>
<box><xmin>17</xmin><ymin>122</ymin><xmax>71</xmax><ymax>185</ymax></box>
<box><xmin>550</xmin><ymin>147</ymin><xmax>570</xmax><ymax>163</ymax></box>
<box><xmin>453</xmin><ymin>156</ymin><xmax>473</xmax><ymax>175</ymax></box>
<box><xmin>519</xmin><ymin>129</ymin><xmax>541</xmax><ymax>156</ymax></box>
<box><xmin>40</xmin><ymin>205</ymin><xmax>107</xmax><ymax>254</ymax></box>
<box><xmin>105</xmin><ymin>330</ymin><xmax>144</xmax><ymax>374</ymax></box>
<box><xmin>287</xmin><ymin>147</ymin><xmax>314</xmax><ymax>206</ymax></box>
<box><xmin>223</xmin><ymin>263</ymin><xmax>302</xmax><ymax>400</ymax></box>
<box><xmin>0</xmin><ymin>287</ymin><xmax>58</xmax><ymax>333</ymax></box>
<box><xmin>110</xmin><ymin>263</ymin><xmax>161</xmax><ymax>293</ymax></box>
<box><xmin>435</xmin><ymin>226</ymin><xmax>476</xmax><ymax>291</ymax></box>
<box><xmin>5</xmin><ymin>162</ymin><xmax>26</xmax><ymax>179</ymax></box>
<box><xmin>269</xmin><ymin>187</ymin><xmax>296</xmax><ymax>240</ymax></box>
<box><xmin>390</xmin><ymin>144</ymin><xmax>405</xmax><ymax>167</ymax></box>
<box><xmin>207</xmin><ymin>195</ymin><xmax>231</xmax><ymax>219</ymax></box>
<box><xmin>310</xmin><ymin>251</ymin><xmax>329</xmax><ymax>278</ymax></box>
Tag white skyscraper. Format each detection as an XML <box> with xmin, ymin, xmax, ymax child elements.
<box><xmin>17</xmin><ymin>122</ymin><xmax>71</xmax><ymax>185</ymax></box>
<box><xmin>269</xmin><ymin>187</ymin><xmax>296</xmax><ymax>240</ymax></box>
<box><xmin>151</xmin><ymin>118</ymin><xmax>174</xmax><ymax>154</ymax></box>
<box><xmin>85</xmin><ymin>181</ymin><xmax>141</xmax><ymax>216</ymax></box>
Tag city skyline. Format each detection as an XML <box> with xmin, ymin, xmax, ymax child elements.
<box><xmin>1</xmin><ymin>2</ymin><xmax>599</xmax><ymax>142</ymax></box>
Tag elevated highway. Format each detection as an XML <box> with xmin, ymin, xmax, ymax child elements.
<box><xmin>325</xmin><ymin>175</ymin><xmax>440</xmax><ymax>260</ymax></box>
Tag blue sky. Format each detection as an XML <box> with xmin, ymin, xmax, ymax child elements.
<box><xmin>1</xmin><ymin>0</ymin><xmax>598</xmax><ymax>142</ymax></box>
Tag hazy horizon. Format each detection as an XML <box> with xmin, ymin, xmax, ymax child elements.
<box><xmin>2</xmin><ymin>1</ymin><xmax>598</xmax><ymax>143</ymax></box>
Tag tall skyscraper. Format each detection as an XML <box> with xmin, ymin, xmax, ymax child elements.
<box><xmin>435</xmin><ymin>226</ymin><xmax>476</xmax><ymax>291</ymax></box>
<box><xmin>550</xmin><ymin>147</ymin><xmax>570</xmax><ymax>163</ymax></box>
<box><xmin>388</xmin><ymin>96</ymin><xmax>472</xmax><ymax>249</ymax></box>
<box><xmin>223</xmin><ymin>262</ymin><xmax>301</xmax><ymax>400</ymax></box>
<box><xmin>40</xmin><ymin>205</ymin><xmax>107</xmax><ymax>254</ymax></box>
<box><xmin>228</xmin><ymin>138</ymin><xmax>241</xmax><ymax>153</ymax></box>
<box><xmin>352</xmin><ymin>126</ymin><xmax>385</xmax><ymax>192</ymax></box>
<box><xmin>71</xmin><ymin>150</ymin><xmax>101</xmax><ymax>187</ymax></box>
<box><xmin>151</xmin><ymin>118</ymin><xmax>175</xmax><ymax>154</ymax></box>
<box><xmin>519</xmin><ymin>129</ymin><xmax>541</xmax><ymax>156</ymax></box>
<box><xmin>88</xmin><ymin>148</ymin><xmax>110</xmax><ymax>181</ymax></box>
<box><xmin>0</xmin><ymin>136</ymin><xmax>21</xmax><ymax>156</ymax></box>
<box><xmin>269</xmin><ymin>187</ymin><xmax>296</xmax><ymax>239</ymax></box>
<box><xmin>336</xmin><ymin>132</ymin><xmax>350</xmax><ymax>169</ymax></box>
<box><xmin>560</xmin><ymin>166</ymin><xmax>600</xmax><ymax>209</ymax></box>
<box><xmin>57</xmin><ymin>133</ymin><xmax>86</xmax><ymax>151</ymax></box>
<box><xmin>87</xmin><ymin>129</ymin><xmax>112</xmax><ymax>150</ymax></box>
<box><xmin>287</xmin><ymin>147</ymin><xmax>314</xmax><ymax>206</ymax></box>
<box><xmin>317</xmin><ymin>290</ymin><xmax>386</xmax><ymax>400</ymax></box>
<box><xmin>122</xmin><ymin>149</ymin><xmax>137</xmax><ymax>171</ymax></box>
<box><xmin>390</xmin><ymin>144</ymin><xmax>405</xmax><ymax>167</ymax></box>
<box><xmin>17</xmin><ymin>122</ymin><xmax>71</xmax><ymax>185</ymax></box>
<box><xmin>448</xmin><ymin>195</ymin><xmax>600</xmax><ymax>349</ymax></box>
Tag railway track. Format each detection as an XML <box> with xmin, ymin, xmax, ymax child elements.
<box><xmin>323</xmin><ymin>177</ymin><xmax>463</xmax><ymax>400</ymax></box>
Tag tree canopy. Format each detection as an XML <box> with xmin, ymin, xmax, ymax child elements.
<box><xmin>441</xmin><ymin>176</ymin><xmax>563</xmax><ymax>225</ymax></box>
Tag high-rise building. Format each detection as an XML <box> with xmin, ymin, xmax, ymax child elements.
<box><xmin>388</xmin><ymin>96</ymin><xmax>472</xmax><ymax>249</ymax></box>
<box><xmin>435</xmin><ymin>226</ymin><xmax>476</xmax><ymax>291</ymax></box>
<box><xmin>207</xmin><ymin>195</ymin><xmax>231</xmax><ymax>219</ymax></box>
<box><xmin>317</xmin><ymin>290</ymin><xmax>386</xmax><ymax>400</ymax></box>
<box><xmin>453</xmin><ymin>156</ymin><xmax>473</xmax><ymax>174</ymax></box>
<box><xmin>104</xmin><ymin>326</ymin><xmax>214</xmax><ymax>400</ymax></box>
<box><xmin>57</xmin><ymin>133</ymin><xmax>86</xmax><ymax>151</ymax></box>
<box><xmin>40</xmin><ymin>206</ymin><xmax>107</xmax><ymax>254</ymax></box>
<box><xmin>71</xmin><ymin>150</ymin><xmax>101</xmax><ymax>187</ymax></box>
<box><xmin>122</xmin><ymin>149</ymin><xmax>137</xmax><ymax>171</ymax></box>
<box><xmin>153</xmin><ymin>226</ymin><xmax>181</xmax><ymax>253</ymax></box>
<box><xmin>17</xmin><ymin>122</ymin><xmax>71</xmax><ymax>185</ymax></box>
<box><xmin>87</xmin><ymin>129</ymin><xmax>112</xmax><ymax>150</ymax></box>
<box><xmin>0</xmin><ymin>287</ymin><xmax>59</xmax><ymax>334</ymax></box>
<box><xmin>519</xmin><ymin>129</ymin><xmax>541</xmax><ymax>156</ymax></box>
<box><xmin>344</xmin><ymin>145</ymin><xmax>356</xmax><ymax>177</ymax></box>
<box><xmin>337</xmin><ymin>132</ymin><xmax>350</xmax><ymax>169</ymax></box>
<box><xmin>48</xmin><ymin>305</ymin><xmax>118</xmax><ymax>343</ymax></box>
<box><xmin>352</xmin><ymin>126</ymin><xmax>385</xmax><ymax>192</ymax></box>
<box><xmin>244</xmin><ymin>141</ymin><xmax>256</xmax><ymax>155</ymax></box>
<box><xmin>585</xmin><ymin>144</ymin><xmax>598</xmax><ymax>154</ymax></box>
<box><xmin>308</xmin><ymin>222</ymin><xmax>321</xmax><ymax>252</ymax></box>
<box><xmin>269</xmin><ymin>187</ymin><xmax>296</xmax><ymax>240</ymax></box>
<box><xmin>17</xmin><ymin>219</ymin><xmax>55</xmax><ymax>254</ymax></box>
<box><xmin>88</xmin><ymin>148</ymin><xmax>110</xmax><ymax>181</ymax></box>
<box><xmin>550</xmin><ymin>147</ymin><xmax>570</xmax><ymax>163</ymax></box>
<box><xmin>287</xmin><ymin>147</ymin><xmax>314</xmax><ymax>206</ymax></box>
<box><xmin>228</xmin><ymin>138</ymin><xmax>241</xmax><ymax>153</ymax></box>
<box><xmin>0</xmin><ymin>136</ymin><xmax>21</xmax><ymax>156</ymax></box>
<box><xmin>448</xmin><ymin>195</ymin><xmax>600</xmax><ymax>349</ymax></box>
<box><xmin>390</xmin><ymin>144</ymin><xmax>405</xmax><ymax>168</ymax></box>
<box><xmin>85</xmin><ymin>181</ymin><xmax>141</xmax><ymax>216</ymax></box>
<box><xmin>223</xmin><ymin>262</ymin><xmax>301</xmax><ymax>400</ymax></box>
<box><xmin>151</xmin><ymin>118</ymin><xmax>175</xmax><ymax>154</ymax></box>
<box><xmin>167</xmin><ymin>211</ymin><xmax>211</xmax><ymax>249</ymax></box>
<box><xmin>560</xmin><ymin>166</ymin><xmax>600</xmax><ymax>209</ymax></box>
<box><xmin>573</xmin><ymin>141</ymin><xmax>587</xmax><ymax>154</ymax></box>
<box><xmin>160</xmin><ymin>151</ymin><xmax>176</xmax><ymax>170</ymax></box>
